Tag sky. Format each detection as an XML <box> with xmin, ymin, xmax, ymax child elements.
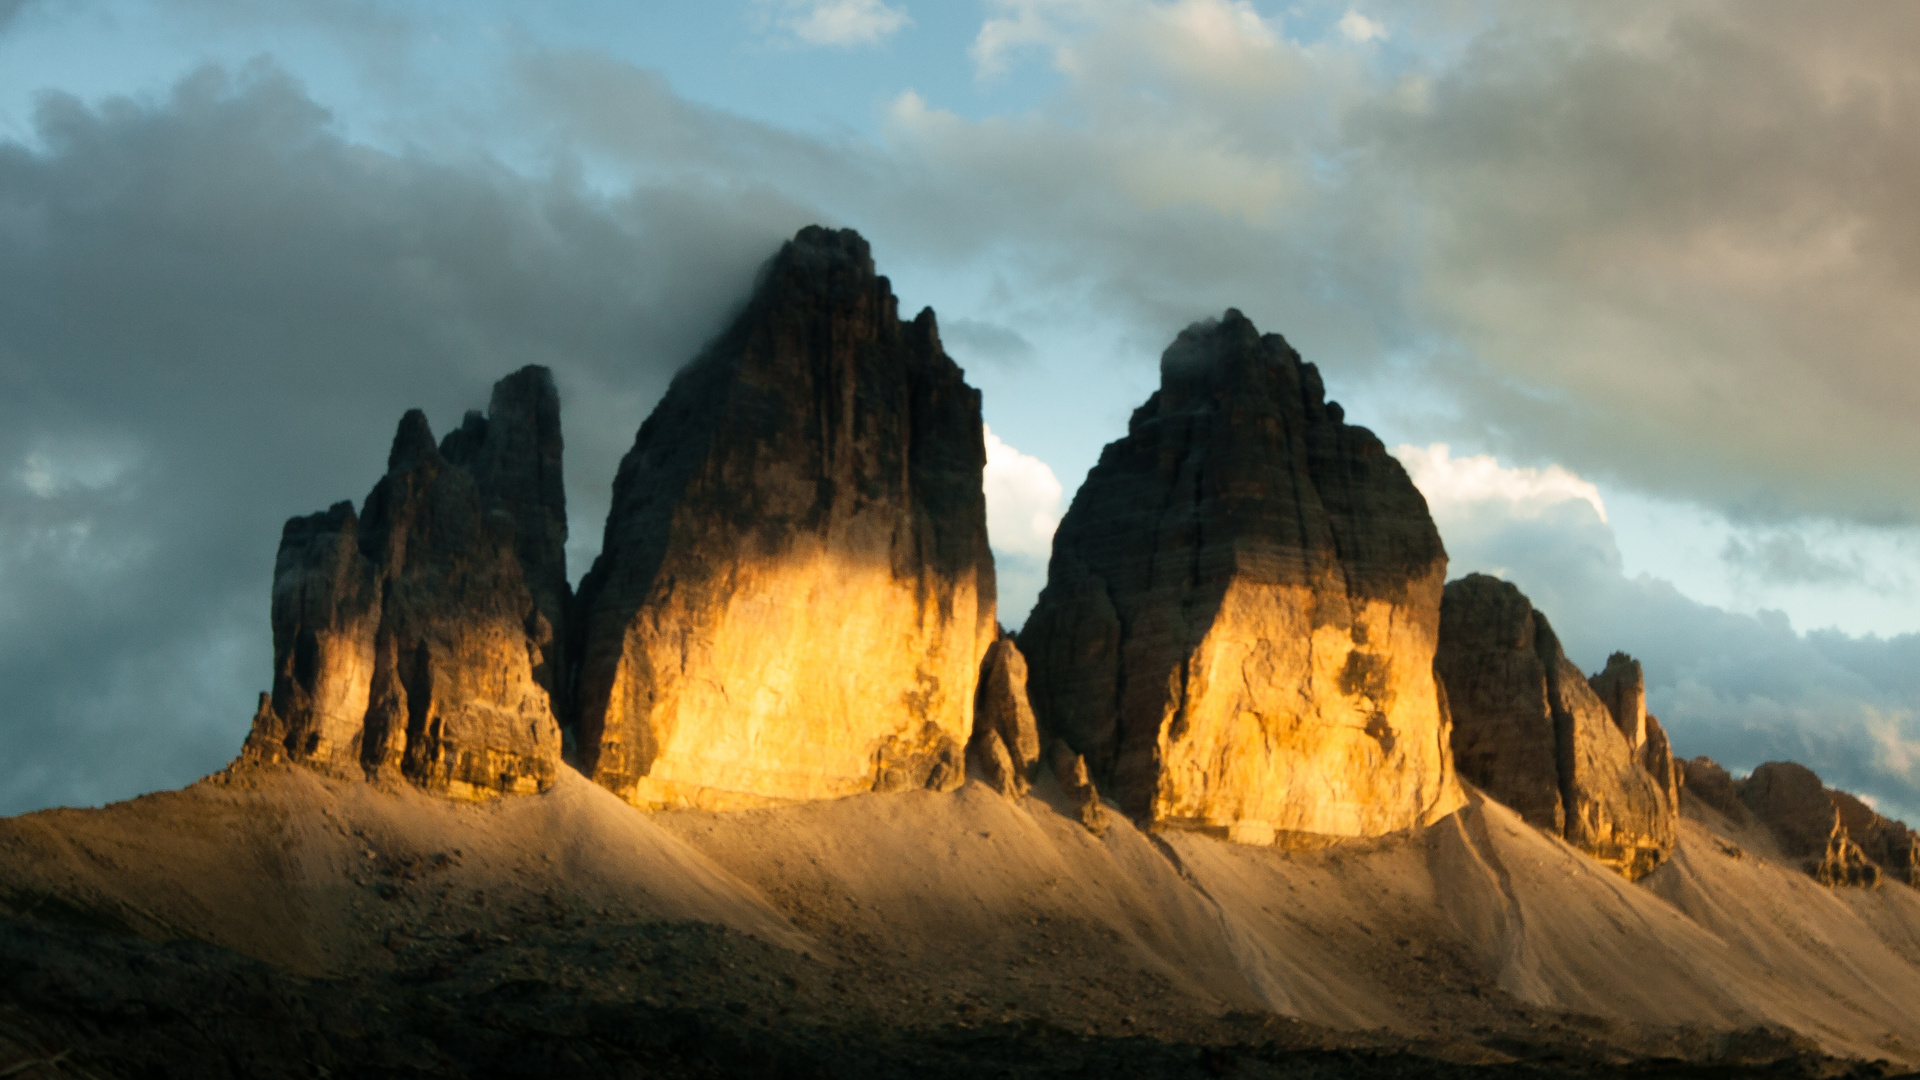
<box><xmin>3</xmin><ymin>0</ymin><xmax>1918</xmax><ymax>825</ymax></box>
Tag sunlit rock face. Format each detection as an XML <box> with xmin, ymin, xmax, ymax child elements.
<box><xmin>572</xmin><ymin>226</ymin><xmax>996</xmax><ymax>811</ymax></box>
<box><xmin>1740</xmin><ymin>761</ymin><xmax>1919</xmax><ymax>887</ymax></box>
<box><xmin>1434</xmin><ymin>575</ymin><xmax>1675</xmax><ymax>880</ymax></box>
<box><xmin>244</xmin><ymin>367</ymin><xmax>568</xmax><ymax>798</ymax></box>
<box><xmin>1588</xmin><ymin>653</ymin><xmax>1682</xmax><ymax>826</ymax></box>
<box><xmin>1019</xmin><ymin>310</ymin><xmax>1464</xmax><ymax>844</ymax></box>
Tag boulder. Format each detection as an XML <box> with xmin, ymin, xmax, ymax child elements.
<box><xmin>1741</xmin><ymin>761</ymin><xmax>1918</xmax><ymax>887</ymax></box>
<box><xmin>970</xmin><ymin>634</ymin><xmax>1042</xmax><ymax>796</ymax></box>
<box><xmin>1019</xmin><ymin>310</ymin><xmax>1463</xmax><ymax>843</ymax></box>
<box><xmin>1681</xmin><ymin>756</ymin><xmax>1751</xmax><ymax>824</ymax></box>
<box><xmin>572</xmin><ymin>226</ymin><xmax>996</xmax><ymax>810</ymax></box>
<box><xmin>1434</xmin><ymin>575</ymin><xmax>1676</xmax><ymax>879</ymax></box>
<box><xmin>243</xmin><ymin>368</ymin><xmax>568</xmax><ymax>798</ymax></box>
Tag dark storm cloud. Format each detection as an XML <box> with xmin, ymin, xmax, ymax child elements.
<box><xmin>1720</xmin><ymin>532</ymin><xmax>1869</xmax><ymax>589</ymax></box>
<box><xmin>1364</xmin><ymin>1</ymin><xmax>1920</xmax><ymax>524</ymax></box>
<box><xmin>939</xmin><ymin>317</ymin><xmax>1035</xmax><ymax>369</ymax></box>
<box><xmin>0</xmin><ymin>62</ymin><xmax>815</xmax><ymax>814</ymax></box>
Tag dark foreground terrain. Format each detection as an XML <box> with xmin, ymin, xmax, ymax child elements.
<box><xmin>1</xmin><ymin>913</ymin><xmax>1908</xmax><ymax>1080</ymax></box>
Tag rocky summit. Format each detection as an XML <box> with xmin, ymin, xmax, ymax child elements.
<box><xmin>1433</xmin><ymin>575</ymin><xmax>1675</xmax><ymax>880</ymax></box>
<box><xmin>243</xmin><ymin>366</ymin><xmax>568</xmax><ymax>799</ymax></box>
<box><xmin>1019</xmin><ymin>310</ymin><xmax>1463</xmax><ymax>843</ymax></box>
<box><xmin>571</xmin><ymin>226</ymin><xmax>996</xmax><ymax>811</ymax></box>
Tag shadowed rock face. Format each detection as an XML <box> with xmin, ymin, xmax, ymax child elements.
<box><xmin>1682</xmin><ymin>757</ymin><xmax>1751</xmax><ymax>825</ymax></box>
<box><xmin>245</xmin><ymin>367</ymin><xmax>567</xmax><ymax>798</ymax></box>
<box><xmin>1434</xmin><ymin>576</ymin><xmax>1675</xmax><ymax>880</ymax></box>
<box><xmin>970</xmin><ymin>634</ymin><xmax>1042</xmax><ymax>797</ymax></box>
<box><xmin>1740</xmin><ymin>761</ymin><xmax>1918</xmax><ymax>887</ymax></box>
<box><xmin>1019</xmin><ymin>310</ymin><xmax>1463</xmax><ymax>843</ymax></box>
<box><xmin>572</xmin><ymin>226</ymin><xmax>996</xmax><ymax>810</ymax></box>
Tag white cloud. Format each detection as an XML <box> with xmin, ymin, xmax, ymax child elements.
<box><xmin>1394</xmin><ymin>442</ymin><xmax>1608</xmax><ymax>524</ymax></box>
<box><xmin>1338</xmin><ymin>10</ymin><xmax>1385</xmax><ymax>43</ymax></box>
<box><xmin>766</xmin><ymin>0</ymin><xmax>911</xmax><ymax>48</ymax></box>
<box><xmin>983</xmin><ymin>424</ymin><xmax>1063</xmax><ymax>559</ymax></box>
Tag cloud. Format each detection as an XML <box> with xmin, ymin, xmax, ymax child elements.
<box><xmin>1397</xmin><ymin>442</ymin><xmax>1607</xmax><ymax>524</ymax></box>
<box><xmin>759</xmin><ymin>0</ymin><xmax>911</xmax><ymax>48</ymax></box>
<box><xmin>1721</xmin><ymin>531</ymin><xmax>1865</xmax><ymax>588</ymax></box>
<box><xmin>1359</xmin><ymin>1</ymin><xmax>1920</xmax><ymax>524</ymax></box>
<box><xmin>983</xmin><ymin>424</ymin><xmax>1064</xmax><ymax>628</ymax></box>
<box><xmin>0</xmin><ymin>62</ymin><xmax>814</xmax><ymax>814</ymax></box>
<box><xmin>1338</xmin><ymin>10</ymin><xmax>1385</xmax><ymax>43</ymax></box>
<box><xmin>984</xmin><ymin>424</ymin><xmax>1064</xmax><ymax>559</ymax></box>
<box><xmin>941</xmin><ymin>317</ymin><xmax>1036</xmax><ymax>368</ymax></box>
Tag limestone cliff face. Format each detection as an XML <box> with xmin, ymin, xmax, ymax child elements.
<box><xmin>1019</xmin><ymin>310</ymin><xmax>1463</xmax><ymax>843</ymax></box>
<box><xmin>1740</xmin><ymin>761</ymin><xmax>1918</xmax><ymax>887</ymax></box>
<box><xmin>245</xmin><ymin>367</ymin><xmax>568</xmax><ymax>798</ymax></box>
<box><xmin>572</xmin><ymin>226</ymin><xmax>996</xmax><ymax>811</ymax></box>
<box><xmin>970</xmin><ymin>635</ymin><xmax>1041</xmax><ymax>797</ymax></box>
<box><xmin>1434</xmin><ymin>576</ymin><xmax>1675</xmax><ymax>879</ymax></box>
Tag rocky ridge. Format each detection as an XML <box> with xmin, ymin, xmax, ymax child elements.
<box><xmin>1433</xmin><ymin>575</ymin><xmax>1676</xmax><ymax>880</ymax></box>
<box><xmin>1736</xmin><ymin>760</ymin><xmax>1919</xmax><ymax>887</ymax></box>
<box><xmin>243</xmin><ymin>367</ymin><xmax>568</xmax><ymax>799</ymax></box>
<box><xmin>1019</xmin><ymin>310</ymin><xmax>1463</xmax><ymax>844</ymax></box>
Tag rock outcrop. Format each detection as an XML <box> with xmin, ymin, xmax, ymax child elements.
<box><xmin>1019</xmin><ymin>310</ymin><xmax>1463</xmax><ymax>844</ymax></box>
<box><xmin>572</xmin><ymin>226</ymin><xmax>996</xmax><ymax>811</ymax></box>
<box><xmin>244</xmin><ymin>367</ymin><xmax>568</xmax><ymax>798</ymax></box>
<box><xmin>1681</xmin><ymin>757</ymin><xmax>1752</xmax><ymax>825</ymax></box>
<box><xmin>1587</xmin><ymin>653</ymin><xmax>1682</xmax><ymax>821</ymax></box>
<box><xmin>1433</xmin><ymin>575</ymin><xmax>1675</xmax><ymax>879</ymax></box>
<box><xmin>1740</xmin><ymin>761</ymin><xmax>1917</xmax><ymax>887</ymax></box>
<box><xmin>1814</xmin><ymin>812</ymin><xmax>1883</xmax><ymax>888</ymax></box>
<box><xmin>1048</xmin><ymin>742</ymin><xmax>1110</xmax><ymax>836</ymax></box>
<box><xmin>970</xmin><ymin>635</ymin><xmax>1041</xmax><ymax>797</ymax></box>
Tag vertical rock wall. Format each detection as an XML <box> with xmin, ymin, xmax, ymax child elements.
<box><xmin>1019</xmin><ymin>311</ymin><xmax>1463</xmax><ymax>843</ymax></box>
<box><xmin>245</xmin><ymin>367</ymin><xmax>568</xmax><ymax>798</ymax></box>
<box><xmin>1434</xmin><ymin>575</ymin><xmax>1675</xmax><ymax>879</ymax></box>
<box><xmin>571</xmin><ymin>226</ymin><xmax>996</xmax><ymax>811</ymax></box>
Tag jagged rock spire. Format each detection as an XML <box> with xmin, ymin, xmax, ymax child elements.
<box><xmin>244</xmin><ymin>366</ymin><xmax>566</xmax><ymax>798</ymax></box>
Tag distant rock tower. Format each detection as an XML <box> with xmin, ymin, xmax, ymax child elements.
<box><xmin>1433</xmin><ymin>575</ymin><xmax>1675</xmax><ymax>879</ymax></box>
<box><xmin>243</xmin><ymin>367</ymin><xmax>568</xmax><ymax>798</ymax></box>
<box><xmin>571</xmin><ymin>226</ymin><xmax>997</xmax><ymax>810</ymax></box>
<box><xmin>1019</xmin><ymin>310</ymin><xmax>1464</xmax><ymax>843</ymax></box>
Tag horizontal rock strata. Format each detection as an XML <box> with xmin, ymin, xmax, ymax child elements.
<box><xmin>1434</xmin><ymin>576</ymin><xmax>1675</xmax><ymax>879</ymax></box>
<box><xmin>244</xmin><ymin>367</ymin><xmax>568</xmax><ymax>798</ymax></box>
<box><xmin>1019</xmin><ymin>310</ymin><xmax>1463</xmax><ymax>843</ymax></box>
<box><xmin>572</xmin><ymin>226</ymin><xmax>996</xmax><ymax>810</ymax></box>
